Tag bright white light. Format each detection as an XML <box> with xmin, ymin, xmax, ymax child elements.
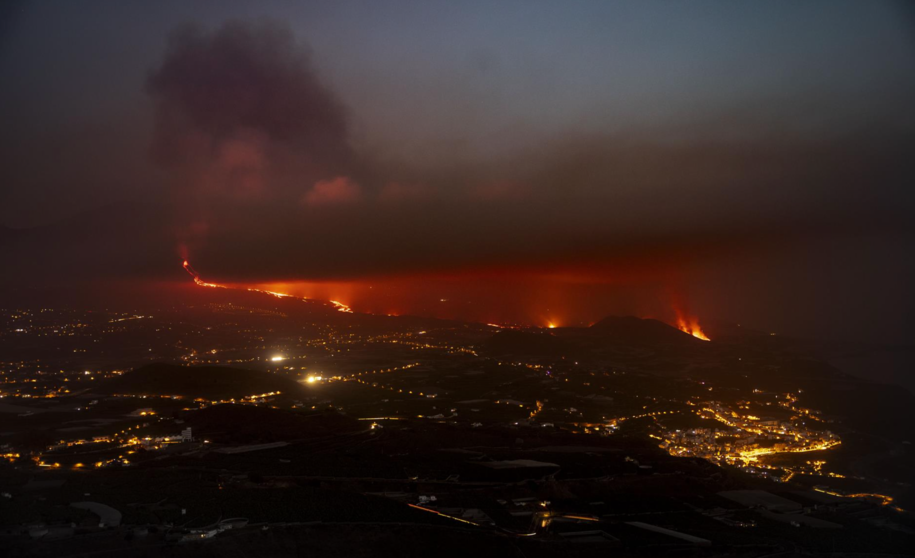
<box><xmin>270</xmin><ymin>356</ymin><xmax>285</xmax><ymax>362</ymax></box>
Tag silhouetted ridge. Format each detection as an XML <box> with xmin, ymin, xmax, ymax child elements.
<box><xmin>590</xmin><ymin>315</ymin><xmax>699</xmax><ymax>345</ymax></box>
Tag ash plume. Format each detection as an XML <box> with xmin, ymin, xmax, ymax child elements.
<box><xmin>147</xmin><ymin>20</ymin><xmax>360</xmax><ymax>255</ymax></box>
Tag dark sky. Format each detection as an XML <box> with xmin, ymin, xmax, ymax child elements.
<box><xmin>1</xmin><ymin>1</ymin><xmax>914</xmax><ymax>345</ymax></box>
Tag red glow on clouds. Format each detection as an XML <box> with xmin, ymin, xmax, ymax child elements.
<box><xmin>303</xmin><ymin>176</ymin><xmax>362</xmax><ymax>206</ymax></box>
<box><xmin>246</xmin><ymin>273</ymin><xmax>685</xmax><ymax>330</ymax></box>
<box><xmin>378</xmin><ymin>182</ymin><xmax>429</xmax><ymax>202</ymax></box>
<box><xmin>181</xmin><ymin>260</ymin><xmax>709</xmax><ymax>333</ymax></box>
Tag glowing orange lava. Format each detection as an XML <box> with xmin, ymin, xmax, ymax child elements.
<box><xmin>183</xmin><ymin>260</ymin><xmax>226</xmax><ymax>289</ymax></box>
<box><xmin>330</xmin><ymin>300</ymin><xmax>353</xmax><ymax>313</ymax></box>
<box><xmin>675</xmin><ymin>312</ymin><xmax>710</xmax><ymax>341</ymax></box>
<box><xmin>181</xmin><ymin>261</ymin><xmax>354</xmax><ymax>312</ymax></box>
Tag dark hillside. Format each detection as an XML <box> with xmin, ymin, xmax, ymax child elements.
<box><xmin>179</xmin><ymin>404</ymin><xmax>361</xmax><ymax>443</ymax></box>
<box><xmin>483</xmin><ymin>330</ymin><xmax>572</xmax><ymax>358</ymax></box>
<box><xmin>590</xmin><ymin>315</ymin><xmax>700</xmax><ymax>346</ymax></box>
<box><xmin>99</xmin><ymin>363</ymin><xmax>305</xmax><ymax>400</ymax></box>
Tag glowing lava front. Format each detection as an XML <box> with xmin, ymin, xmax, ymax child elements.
<box><xmin>330</xmin><ymin>300</ymin><xmax>353</xmax><ymax>313</ymax></box>
<box><xmin>181</xmin><ymin>261</ymin><xmax>352</xmax><ymax>312</ymax></box>
<box><xmin>183</xmin><ymin>260</ymin><xmax>226</xmax><ymax>289</ymax></box>
<box><xmin>675</xmin><ymin>313</ymin><xmax>710</xmax><ymax>341</ymax></box>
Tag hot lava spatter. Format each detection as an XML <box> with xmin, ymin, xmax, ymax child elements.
<box><xmin>675</xmin><ymin>311</ymin><xmax>710</xmax><ymax>341</ymax></box>
<box><xmin>182</xmin><ymin>260</ymin><xmax>352</xmax><ymax>313</ymax></box>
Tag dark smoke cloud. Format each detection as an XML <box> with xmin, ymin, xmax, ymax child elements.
<box><xmin>146</xmin><ymin>20</ymin><xmax>360</xmax><ymax>254</ymax></box>
<box><xmin>137</xmin><ymin>21</ymin><xmax>915</xmax><ymax>284</ymax></box>
<box><xmin>184</xmin><ymin>131</ymin><xmax>915</xmax><ymax>282</ymax></box>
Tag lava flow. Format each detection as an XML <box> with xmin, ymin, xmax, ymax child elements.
<box><xmin>183</xmin><ymin>260</ymin><xmax>226</xmax><ymax>289</ymax></box>
<box><xmin>181</xmin><ymin>260</ymin><xmax>353</xmax><ymax>313</ymax></box>
<box><xmin>330</xmin><ymin>300</ymin><xmax>354</xmax><ymax>313</ymax></box>
<box><xmin>675</xmin><ymin>312</ymin><xmax>711</xmax><ymax>341</ymax></box>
